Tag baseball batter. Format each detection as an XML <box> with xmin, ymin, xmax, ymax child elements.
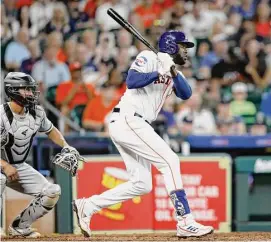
<box><xmin>73</xmin><ymin>31</ymin><xmax>214</xmax><ymax>238</ymax></box>
<box><xmin>0</xmin><ymin>72</ymin><xmax>82</xmax><ymax>237</ymax></box>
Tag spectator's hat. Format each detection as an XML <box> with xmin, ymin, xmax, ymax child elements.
<box><xmin>232</xmin><ymin>82</ymin><xmax>248</xmax><ymax>93</ymax></box>
<box><xmin>69</xmin><ymin>62</ymin><xmax>82</xmax><ymax>72</ymax></box>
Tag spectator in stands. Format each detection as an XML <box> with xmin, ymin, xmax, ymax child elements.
<box><xmin>75</xmin><ymin>43</ymin><xmax>97</xmax><ymax>74</ymax></box>
<box><xmin>95</xmin><ymin>0</ymin><xmax>129</xmax><ymax>31</ymax></box>
<box><xmin>67</xmin><ymin>0</ymin><xmax>93</xmax><ymax>34</ymax></box>
<box><xmin>242</xmin><ymin>39</ymin><xmax>271</xmax><ymax>88</ymax></box>
<box><xmin>84</xmin><ymin>0</ymin><xmax>99</xmax><ymax>19</ymax></box>
<box><xmin>181</xmin><ymin>2</ymin><xmax>214</xmax><ymax>41</ymax></box>
<box><xmin>216</xmin><ymin>98</ymin><xmax>247</xmax><ymax>135</ymax></box>
<box><xmin>230</xmin><ymin>82</ymin><xmax>257</xmax><ymax>118</ymax></box>
<box><xmin>32</xmin><ymin>45</ymin><xmax>70</xmax><ymax>91</ymax></box>
<box><xmin>225</xmin><ymin>12</ymin><xmax>242</xmax><ymax>36</ymax></box>
<box><xmin>230</xmin><ymin>0</ymin><xmax>257</xmax><ymax>19</ymax></box>
<box><xmin>157</xmin><ymin>95</ymin><xmax>179</xmax><ymax>135</ymax></box>
<box><xmin>176</xmin><ymin>92</ymin><xmax>217</xmax><ymax>135</ymax></box>
<box><xmin>210</xmin><ymin>47</ymin><xmax>244</xmax><ymax>102</ymax></box>
<box><xmin>116</xmin><ymin>29</ymin><xmax>138</xmax><ymax>59</ymax></box>
<box><xmin>20</xmin><ymin>39</ymin><xmax>41</xmax><ymax>74</ymax></box>
<box><xmin>253</xmin><ymin>2</ymin><xmax>271</xmax><ymax>39</ymax></box>
<box><xmin>134</xmin><ymin>0</ymin><xmax>163</xmax><ymax>30</ymax></box>
<box><xmin>43</xmin><ymin>4</ymin><xmax>70</xmax><ymax>35</ymax></box>
<box><xmin>17</xmin><ymin>6</ymin><xmax>38</xmax><ymax>38</ymax></box>
<box><xmin>1</xmin><ymin>4</ymin><xmax>15</xmax><ymax>44</ymax></box>
<box><xmin>200</xmin><ymin>34</ymin><xmax>229</xmax><ymax>69</ymax></box>
<box><xmin>107</xmin><ymin>67</ymin><xmax>126</xmax><ymax>99</ymax></box>
<box><xmin>46</xmin><ymin>31</ymin><xmax>66</xmax><ymax>63</ymax></box>
<box><xmin>29</xmin><ymin>0</ymin><xmax>55</xmax><ymax>34</ymax></box>
<box><xmin>4</xmin><ymin>0</ymin><xmax>17</xmax><ymax>26</ymax></box>
<box><xmin>81</xmin><ymin>29</ymin><xmax>97</xmax><ymax>57</ymax></box>
<box><xmin>249</xmin><ymin>111</ymin><xmax>268</xmax><ymax>135</ymax></box>
<box><xmin>56</xmin><ymin>62</ymin><xmax>95</xmax><ymax>122</ymax></box>
<box><xmin>63</xmin><ymin>38</ymin><xmax>77</xmax><ymax>65</ymax></box>
<box><xmin>4</xmin><ymin>28</ymin><xmax>30</xmax><ymax>71</ymax></box>
<box><xmin>82</xmin><ymin>82</ymin><xmax>119</xmax><ymax>132</ymax></box>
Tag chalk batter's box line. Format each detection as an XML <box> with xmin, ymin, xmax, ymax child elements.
<box><xmin>72</xmin><ymin>154</ymin><xmax>232</xmax><ymax>233</ymax></box>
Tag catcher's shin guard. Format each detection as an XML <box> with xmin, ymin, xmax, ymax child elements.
<box><xmin>11</xmin><ymin>183</ymin><xmax>61</xmax><ymax>229</ymax></box>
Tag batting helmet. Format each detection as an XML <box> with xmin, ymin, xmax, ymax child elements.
<box><xmin>158</xmin><ymin>31</ymin><xmax>194</xmax><ymax>55</ymax></box>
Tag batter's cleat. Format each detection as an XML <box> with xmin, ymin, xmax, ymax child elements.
<box><xmin>8</xmin><ymin>226</ymin><xmax>41</xmax><ymax>238</ymax></box>
<box><xmin>176</xmin><ymin>214</ymin><xmax>214</xmax><ymax>238</ymax></box>
<box><xmin>73</xmin><ymin>198</ymin><xmax>92</xmax><ymax>237</ymax></box>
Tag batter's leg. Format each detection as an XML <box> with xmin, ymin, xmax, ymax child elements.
<box><xmin>7</xmin><ymin>163</ymin><xmax>60</xmax><ymax>237</ymax></box>
<box><xmin>108</xmin><ymin>116</ymin><xmax>213</xmax><ymax>237</ymax></box>
<box><xmin>73</xmin><ymin>142</ymin><xmax>152</xmax><ymax>237</ymax></box>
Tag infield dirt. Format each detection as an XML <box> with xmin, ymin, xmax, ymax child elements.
<box><xmin>2</xmin><ymin>232</ymin><xmax>271</xmax><ymax>241</ymax></box>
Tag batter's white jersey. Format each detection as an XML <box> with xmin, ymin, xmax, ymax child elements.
<box><xmin>117</xmin><ymin>50</ymin><xmax>176</xmax><ymax>122</ymax></box>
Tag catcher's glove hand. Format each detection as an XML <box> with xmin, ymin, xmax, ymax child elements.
<box><xmin>51</xmin><ymin>146</ymin><xmax>85</xmax><ymax>176</ymax></box>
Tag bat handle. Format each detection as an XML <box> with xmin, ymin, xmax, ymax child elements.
<box><xmin>170</xmin><ymin>65</ymin><xmax>178</xmax><ymax>78</ymax></box>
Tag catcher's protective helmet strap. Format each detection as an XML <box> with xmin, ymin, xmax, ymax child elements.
<box><xmin>158</xmin><ymin>31</ymin><xmax>194</xmax><ymax>55</ymax></box>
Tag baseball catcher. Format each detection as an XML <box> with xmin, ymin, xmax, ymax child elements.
<box><xmin>0</xmin><ymin>72</ymin><xmax>83</xmax><ymax>237</ymax></box>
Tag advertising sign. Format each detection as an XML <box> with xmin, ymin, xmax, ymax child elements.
<box><xmin>73</xmin><ymin>155</ymin><xmax>231</xmax><ymax>232</ymax></box>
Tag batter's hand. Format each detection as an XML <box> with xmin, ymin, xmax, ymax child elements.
<box><xmin>1</xmin><ymin>161</ymin><xmax>18</xmax><ymax>181</ymax></box>
<box><xmin>157</xmin><ymin>52</ymin><xmax>175</xmax><ymax>76</ymax></box>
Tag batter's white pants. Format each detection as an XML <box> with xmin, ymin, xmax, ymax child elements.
<box><xmin>88</xmin><ymin>114</ymin><xmax>183</xmax><ymax>211</ymax></box>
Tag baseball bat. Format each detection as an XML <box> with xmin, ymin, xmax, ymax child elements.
<box><xmin>107</xmin><ymin>8</ymin><xmax>158</xmax><ymax>54</ymax></box>
<box><xmin>106</xmin><ymin>8</ymin><xmax>177</xmax><ymax>76</ymax></box>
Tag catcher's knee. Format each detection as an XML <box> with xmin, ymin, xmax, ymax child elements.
<box><xmin>40</xmin><ymin>183</ymin><xmax>61</xmax><ymax>209</ymax></box>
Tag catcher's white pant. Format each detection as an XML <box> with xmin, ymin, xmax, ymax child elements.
<box><xmin>0</xmin><ymin>162</ymin><xmax>49</xmax><ymax>197</ymax></box>
<box><xmin>88</xmin><ymin>112</ymin><xmax>183</xmax><ymax>210</ymax></box>
<box><xmin>0</xmin><ymin>162</ymin><xmax>60</xmax><ymax>232</ymax></box>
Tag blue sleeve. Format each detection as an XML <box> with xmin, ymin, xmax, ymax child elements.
<box><xmin>126</xmin><ymin>69</ymin><xmax>159</xmax><ymax>89</ymax></box>
<box><xmin>173</xmin><ymin>73</ymin><xmax>192</xmax><ymax>100</ymax></box>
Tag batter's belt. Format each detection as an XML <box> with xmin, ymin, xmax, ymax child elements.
<box><xmin>112</xmin><ymin>108</ymin><xmax>151</xmax><ymax>125</ymax></box>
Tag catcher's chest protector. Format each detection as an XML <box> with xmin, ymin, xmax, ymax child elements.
<box><xmin>0</xmin><ymin>103</ymin><xmax>49</xmax><ymax>164</ymax></box>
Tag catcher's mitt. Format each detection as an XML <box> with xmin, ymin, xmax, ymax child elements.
<box><xmin>51</xmin><ymin>146</ymin><xmax>84</xmax><ymax>176</ymax></box>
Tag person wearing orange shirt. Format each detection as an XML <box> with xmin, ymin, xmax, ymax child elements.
<box><xmin>134</xmin><ymin>0</ymin><xmax>163</xmax><ymax>29</ymax></box>
<box><xmin>56</xmin><ymin>62</ymin><xmax>95</xmax><ymax>118</ymax></box>
<box><xmin>82</xmin><ymin>82</ymin><xmax>119</xmax><ymax>132</ymax></box>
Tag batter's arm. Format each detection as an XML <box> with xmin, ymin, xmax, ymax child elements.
<box><xmin>126</xmin><ymin>69</ymin><xmax>159</xmax><ymax>89</ymax></box>
<box><xmin>171</xmin><ymin>68</ymin><xmax>192</xmax><ymax>100</ymax></box>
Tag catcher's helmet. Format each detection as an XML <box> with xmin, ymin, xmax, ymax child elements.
<box><xmin>158</xmin><ymin>31</ymin><xmax>194</xmax><ymax>55</ymax></box>
<box><xmin>4</xmin><ymin>72</ymin><xmax>40</xmax><ymax>108</ymax></box>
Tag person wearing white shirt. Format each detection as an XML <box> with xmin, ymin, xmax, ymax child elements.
<box><xmin>95</xmin><ymin>0</ymin><xmax>129</xmax><ymax>31</ymax></box>
<box><xmin>176</xmin><ymin>93</ymin><xmax>217</xmax><ymax>135</ymax></box>
<box><xmin>32</xmin><ymin>46</ymin><xmax>70</xmax><ymax>90</ymax></box>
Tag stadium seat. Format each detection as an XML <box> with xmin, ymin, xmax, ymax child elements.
<box><xmin>70</xmin><ymin>104</ymin><xmax>86</xmax><ymax>127</ymax></box>
<box><xmin>46</xmin><ymin>85</ymin><xmax>58</xmax><ymax>106</ymax></box>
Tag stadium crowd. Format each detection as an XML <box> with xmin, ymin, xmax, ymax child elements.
<box><xmin>1</xmin><ymin>0</ymin><xmax>271</xmax><ymax>136</ymax></box>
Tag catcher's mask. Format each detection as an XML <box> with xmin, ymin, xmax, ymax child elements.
<box><xmin>4</xmin><ymin>72</ymin><xmax>40</xmax><ymax>109</ymax></box>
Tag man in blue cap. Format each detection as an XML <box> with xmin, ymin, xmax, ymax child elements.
<box><xmin>73</xmin><ymin>30</ymin><xmax>214</xmax><ymax>238</ymax></box>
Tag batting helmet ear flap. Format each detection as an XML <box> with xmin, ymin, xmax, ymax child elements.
<box><xmin>159</xmin><ymin>34</ymin><xmax>179</xmax><ymax>55</ymax></box>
